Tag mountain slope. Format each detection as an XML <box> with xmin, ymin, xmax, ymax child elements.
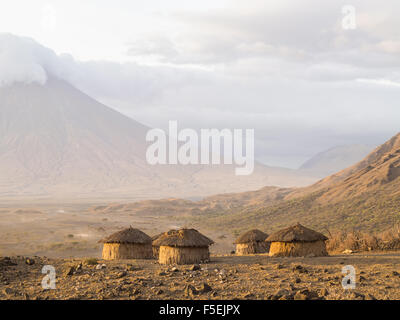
<box><xmin>299</xmin><ymin>145</ymin><xmax>372</xmax><ymax>178</ymax></box>
<box><xmin>0</xmin><ymin>77</ymin><xmax>317</xmax><ymax>201</ymax></box>
<box><xmin>196</xmin><ymin>132</ymin><xmax>400</xmax><ymax>234</ymax></box>
<box><xmin>93</xmin><ymin>132</ymin><xmax>400</xmax><ymax>235</ymax></box>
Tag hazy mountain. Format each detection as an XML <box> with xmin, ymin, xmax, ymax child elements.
<box><xmin>299</xmin><ymin>145</ymin><xmax>373</xmax><ymax>178</ymax></box>
<box><xmin>0</xmin><ymin>77</ymin><xmax>317</xmax><ymax>201</ymax></box>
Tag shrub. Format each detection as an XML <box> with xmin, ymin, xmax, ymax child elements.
<box><xmin>326</xmin><ymin>225</ymin><xmax>400</xmax><ymax>253</ymax></box>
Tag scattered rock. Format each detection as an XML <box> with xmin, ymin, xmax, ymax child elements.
<box><xmin>25</xmin><ymin>258</ymin><xmax>35</xmax><ymax>266</ymax></box>
<box><xmin>156</xmin><ymin>289</ymin><xmax>164</xmax><ymax>295</ymax></box>
<box><xmin>171</xmin><ymin>267</ymin><xmax>179</xmax><ymax>273</ymax></box>
<box><xmin>294</xmin><ymin>289</ymin><xmax>319</xmax><ymax>300</ymax></box>
<box><xmin>243</xmin><ymin>292</ymin><xmax>255</xmax><ymax>299</ymax></box>
<box><xmin>292</xmin><ymin>265</ymin><xmax>308</xmax><ymax>273</ymax></box>
<box><xmin>117</xmin><ymin>271</ymin><xmax>127</xmax><ymax>278</ymax></box>
<box><xmin>65</xmin><ymin>266</ymin><xmax>75</xmax><ymax>276</ymax></box>
<box><xmin>0</xmin><ymin>257</ymin><xmax>17</xmax><ymax>267</ymax></box>
<box><xmin>184</xmin><ymin>284</ymin><xmax>198</xmax><ymax>297</ymax></box>
<box><xmin>190</xmin><ymin>264</ymin><xmax>201</xmax><ymax>271</ymax></box>
<box><xmin>3</xmin><ymin>288</ymin><xmax>14</xmax><ymax>295</ymax></box>
<box><xmin>342</xmin><ymin>249</ymin><xmax>353</xmax><ymax>254</ymax></box>
<box><xmin>348</xmin><ymin>291</ymin><xmax>365</xmax><ymax>300</ymax></box>
<box><xmin>319</xmin><ymin>288</ymin><xmax>329</xmax><ymax>297</ymax></box>
<box><xmin>200</xmin><ymin>283</ymin><xmax>212</xmax><ymax>293</ymax></box>
<box><xmin>131</xmin><ymin>288</ymin><xmax>140</xmax><ymax>296</ymax></box>
<box><xmin>279</xmin><ymin>294</ymin><xmax>293</xmax><ymax>300</ymax></box>
<box><xmin>95</xmin><ymin>264</ymin><xmax>106</xmax><ymax>270</ymax></box>
<box><xmin>126</xmin><ymin>265</ymin><xmax>138</xmax><ymax>271</ymax></box>
<box><xmin>273</xmin><ymin>289</ymin><xmax>291</xmax><ymax>299</ymax></box>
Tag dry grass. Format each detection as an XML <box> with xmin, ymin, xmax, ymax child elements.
<box><xmin>235</xmin><ymin>242</ymin><xmax>269</xmax><ymax>255</ymax></box>
<box><xmin>158</xmin><ymin>246</ymin><xmax>210</xmax><ymax>265</ymax></box>
<box><xmin>269</xmin><ymin>240</ymin><xmax>328</xmax><ymax>257</ymax></box>
<box><xmin>102</xmin><ymin>243</ymin><xmax>153</xmax><ymax>260</ymax></box>
<box><xmin>327</xmin><ymin>225</ymin><xmax>400</xmax><ymax>253</ymax></box>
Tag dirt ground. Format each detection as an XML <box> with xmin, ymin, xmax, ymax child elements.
<box><xmin>0</xmin><ymin>204</ymin><xmax>235</xmax><ymax>258</ymax></box>
<box><xmin>1</xmin><ymin>252</ymin><xmax>399</xmax><ymax>300</ymax></box>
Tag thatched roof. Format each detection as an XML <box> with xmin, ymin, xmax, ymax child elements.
<box><xmin>266</xmin><ymin>224</ymin><xmax>328</xmax><ymax>242</ymax></box>
<box><xmin>151</xmin><ymin>229</ymin><xmax>177</xmax><ymax>247</ymax></box>
<box><xmin>99</xmin><ymin>227</ymin><xmax>152</xmax><ymax>244</ymax></box>
<box><xmin>151</xmin><ymin>232</ymin><xmax>164</xmax><ymax>241</ymax></box>
<box><xmin>234</xmin><ymin>229</ymin><xmax>269</xmax><ymax>244</ymax></box>
<box><xmin>152</xmin><ymin>228</ymin><xmax>214</xmax><ymax>247</ymax></box>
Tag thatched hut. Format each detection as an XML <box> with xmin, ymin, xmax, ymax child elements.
<box><xmin>151</xmin><ymin>232</ymin><xmax>165</xmax><ymax>259</ymax></box>
<box><xmin>153</xmin><ymin>228</ymin><xmax>214</xmax><ymax>265</ymax></box>
<box><xmin>234</xmin><ymin>229</ymin><xmax>270</xmax><ymax>255</ymax></box>
<box><xmin>267</xmin><ymin>223</ymin><xmax>328</xmax><ymax>257</ymax></box>
<box><xmin>99</xmin><ymin>227</ymin><xmax>153</xmax><ymax>260</ymax></box>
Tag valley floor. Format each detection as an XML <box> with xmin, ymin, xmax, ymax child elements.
<box><xmin>1</xmin><ymin>252</ymin><xmax>400</xmax><ymax>300</ymax></box>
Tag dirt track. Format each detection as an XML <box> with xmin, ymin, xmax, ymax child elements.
<box><xmin>1</xmin><ymin>251</ymin><xmax>400</xmax><ymax>300</ymax></box>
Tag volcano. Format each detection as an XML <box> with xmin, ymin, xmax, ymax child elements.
<box><xmin>0</xmin><ymin>76</ymin><xmax>316</xmax><ymax>201</ymax></box>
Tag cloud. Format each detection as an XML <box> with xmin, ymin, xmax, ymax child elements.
<box><xmin>0</xmin><ymin>33</ymin><xmax>70</xmax><ymax>87</ymax></box>
<box><xmin>1</xmin><ymin>0</ymin><xmax>400</xmax><ymax>169</ymax></box>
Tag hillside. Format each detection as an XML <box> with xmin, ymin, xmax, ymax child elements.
<box><xmin>0</xmin><ymin>78</ymin><xmax>316</xmax><ymax>201</ymax></box>
<box><xmin>191</xmin><ymin>133</ymin><xmax>400</xmax><ymax>234</ymax></box>
<box><xmin>94</xmin><ymin>133</ymin><xmax>400</xmax><ymax>235</ymax></box>
<box><xmin>299</xmin><ymin>145</ymin><xmax>372</xmax><ymax>178</ymax></box>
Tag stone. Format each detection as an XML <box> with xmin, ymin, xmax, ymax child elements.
<box><xmin>348</xmin><ymin>292</ymin><xmax>365</xmax><ymax>300</ymax></box>
<box><xmin>342</xmin><ymin>249</ymin><xmax>353</xmax><ymax>254</ymax></box>
<box><xmin>279</xmin><ymin>294</ymin><xmax>293</xmax><ymax>300</ymax></box>
<box><xmin>96</xmin><ymin>264</ymin><xmax>106</xmax><ymax>270</ymax></box>
<box><xmin>3</xmin><ymin>288</ymin><xmax>14</xmax><ymax>295</ymax></box>
<box><xmin>294</xmin><ymin>289</ymin><xmax>319</xmax><ymax>300</ymax></box>
<box><xmin>243</xmin><ymin>292</ymin><xmax>255</xmax><ymax>299</ymax></box>
<box><xmin>190</xmin><ymin>264</ymin><xmax>201</xmax><ymax>271</ymax></box>
<box><xmin>131</xmin><ymin>288</ymin><xmax>140</xmax><ymax>295</ymax></box>
<box><xmin>117</xmin><ymin>271</ymin><xmax>127</xmax><ymax>278</ymax></box>
<box><xmin>200</xmin><ymin>282</ymin><xmax>212</xmax><ymax>293</ymax></box>
<box><xmin>184</xmin><ymin>284</ymin><xmax>198</xmax><ymax>297</ymax></box>
<box><xmin>292</xmin><ymin>265</ymin><xmax>308</xmax><ymax>273</ymax></box>
<box><xmin>65</xmin><ymin>266</ymin><xmax>75</xmax><ymax>276</ymax></box>
<box><xmin>319</xmin><ymin>288</ymin><xmax>329</xmax><ymax>297</ymax></box>
<box><xmin>274</xmin><ymin>289</ymin><xmax>290</xmax><ymax>299</ymax></box>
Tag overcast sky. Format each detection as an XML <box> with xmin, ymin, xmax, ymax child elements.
<box><xmin>0</xmin><ymin>0</ymin><xmax>399</xmax><ymax>168</ymax></box>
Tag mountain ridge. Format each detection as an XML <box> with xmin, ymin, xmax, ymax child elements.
<box><xmin>0</xmin><ymin>77</ymin><xmax>316</xmax><ymax>200</ymax></box>
<box><xmin>92</xmin><ymin>132</ymin><xmax>400</xmax><ymax>234</ymax></box>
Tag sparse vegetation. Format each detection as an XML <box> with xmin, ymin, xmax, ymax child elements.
<box><xmin>327</xmin><ymin>226</ymin><xmax>400</xmax><ymax>253</ymax></box>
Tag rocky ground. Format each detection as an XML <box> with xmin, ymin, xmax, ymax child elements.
<box><xmin>1</xmin><ymin>252</ymin><xmax>400</xmax><ymax>300</ymax></box>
